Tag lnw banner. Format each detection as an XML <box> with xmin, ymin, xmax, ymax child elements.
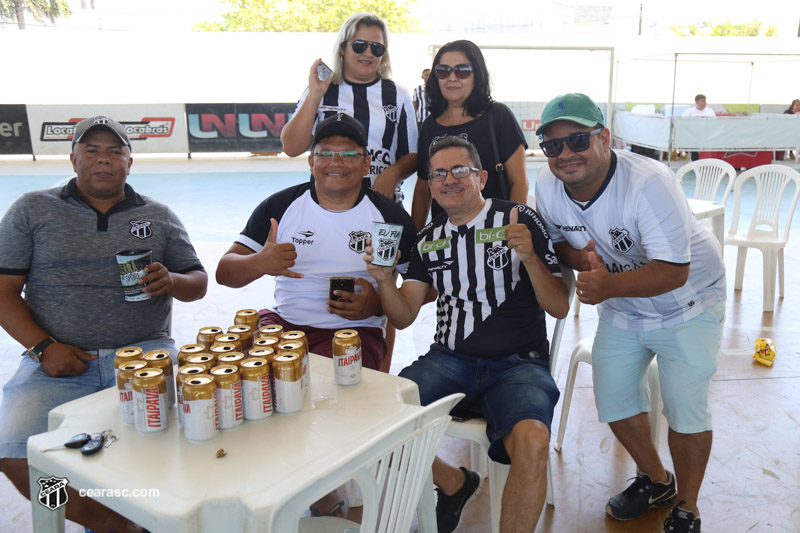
<box><xmin>186</xmin><ymin>103</ymin><xmax>294</xmax><ymax>153</ymax></box>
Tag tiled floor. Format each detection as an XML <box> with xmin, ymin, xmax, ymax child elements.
<box><xmin>1</xmin><ymin>155</ymin><xmax>799</xmax><ymax>532</ymax></box>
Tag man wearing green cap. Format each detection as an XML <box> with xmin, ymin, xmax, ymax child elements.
<box><xmin>534</xmin><ymin>93</ymin><xmax>726</xmax><ymax>533</ymax></box>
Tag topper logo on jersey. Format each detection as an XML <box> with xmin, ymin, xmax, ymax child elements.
<box><xmin>486</xmin><ymin>245</ymin><xmax>510</xmax><ymax>271</ymax></box>
<box><xmin>130</xmin><ymin>220</ymin><xmax>152</xmax><ymax>239</ymax></box>
<box><xmin>609</xmin><ymin>228</ymin><xmax>633</xmax><ymax>253</ymax></box>
<box><xmin>349</xmin><ymin>230</ymin><xmax>370</xmax><ymax>254</ymax></box>
<box><xmin>292</xmin><ymin>230</ymin><xmax>314</xmax><ymax>246</ymax></box>
<box><xmin>382</xmin><ymin>105</ymin><xmax>398</xmax><ymax>123</ymax></box>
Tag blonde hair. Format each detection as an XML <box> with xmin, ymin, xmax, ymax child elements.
<box><xmin>332</xmin><ymin>13</ymin><xmax>392</xmax><ymax>84</ymax></box>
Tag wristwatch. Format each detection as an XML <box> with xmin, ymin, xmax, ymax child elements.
<box><xmin>24</xmin><ymin>336</ymin><xmax>56</xmax><ymax>363</ymax></box>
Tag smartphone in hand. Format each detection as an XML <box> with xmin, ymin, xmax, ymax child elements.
<box><xmin>316</xmin><ymin>61</ymin><xmax>333</xmax><ymax>82</ymax></box>
<box><xmin>329</xmin><ymin>276</ymin><xmax>355</xmax><ymax>302</ymax></box>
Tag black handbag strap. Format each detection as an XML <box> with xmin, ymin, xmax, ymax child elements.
<box><xmin>487</xmin><ymin>105</ymin><xmax>510</xmax><ymax>199</ymax></box>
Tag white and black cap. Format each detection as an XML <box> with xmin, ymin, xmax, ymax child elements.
<box><xmin>312</xmin><ymin>113</ymin><xmax>367</xmax><ymax>148</ymax></box>
<box><xmin>71</xmin><ymin>116</ymin><xmax>131</xmax><ymax>151</ymax></box>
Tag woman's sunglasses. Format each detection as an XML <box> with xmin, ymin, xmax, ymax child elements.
<box><xmin>347</xmin><ymin>40</ymin><xmax>386</xmax><ymax>57</ymax></box>
<box><xmin>539</xmin><ymin>128</ymin><xmax>603</xmax><ymax>158</ymax></box>
<box><xmin>434</xmin><ymin>64</ymin><xmax>473</xmax><ymax>80</ymax></box>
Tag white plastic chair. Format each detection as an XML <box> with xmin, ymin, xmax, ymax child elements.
<box><xmin>440</xmin><ymin>266</ymin><xmax>576</xmax><ymax>532</ymax></box>
<box><xmin>675</xmin><ymin>158</ymin><xmax>737</xmax><ymax>206</ymax></box>
<box><xmin>554</xmin><ymin>336</ymin><xmax>662</xmax><ymax>452</ymax></box>
<box><xmin>269</xmin><ymin>393</ymin><xmax>465</xmax><ymax>533</ymax></box>
<box><xmin>724</xmin><ymin>164</ymin><xmax>800</xmax><ymax>312</ymax></box>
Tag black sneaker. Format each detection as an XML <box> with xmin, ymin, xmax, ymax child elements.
<box><xmin>435</xmin><ymin>467</ymin><xmax>481</xmax><ymax>533</ymax></box>
<box><xmin>664</xmin><ymin>501</ymin><xmax>702</xmax><ymax>532</ymax></box>
<box><xmin>606</xmin><ymin>470</ymin><xmax>677</xmax><ymax>520</ymax></box>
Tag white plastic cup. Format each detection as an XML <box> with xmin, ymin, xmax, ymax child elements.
<box><xmin>370</xmin><ymin>221</ymin><xmax>403</xmax><ymax>267</ymax></box>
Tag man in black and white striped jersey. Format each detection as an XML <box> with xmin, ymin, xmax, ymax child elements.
<box><xmin>364</xmin><ymin>136</ymin><xmax>570</xmax><ymax>533</ymax></box>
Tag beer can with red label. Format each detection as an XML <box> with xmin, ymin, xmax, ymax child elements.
<box><xmin>278</xmin><ymin>339</ymin><xmax>308</xmax><ymax>394</ymax></box>
<box><xmin>272</xmin><ymin>354</ymin><xmax>303</xmax><ymax>414</ymax></box>
<box><xmin>240</xmin><ymin>358</ymin><xmax>272</xmax><ymax>421</ymax></box>
<box><xmin>257</xmin><ymin>324</ymin><xmax>283</xmax><ymax>340</ymax></box>
<box><xmin>182</xmin><ymin>375</ymin><xmax>218</xmax><ymax>443</ymax></box>
<box><xmin>227</xmin><ymin>325</ymin><xmax>253</xmax><ymax>353</ymax></box>
<box><xmin>333</xmin><ymin>329</ymin><xmax>362</xmax><ymax>386</ymax></box>
<box><xmin>143</xmin><ymin>349</ymin><xmax>175</xmax><ymax>407</ymax></box>
<box><xmin>176</xmin><ymin>364</ymin><xmax>208</xmax><ymax>427</ymax></box>
<box><xmin>117</xmin><ymin>360</ymin><xmax>147</xmax><ymax>426</ymax></box>
<box><xmin>114</xmin><ymin>346</ymin><xmax>143</xmax><ymax>380</ymax></box>
<box><xmin>178</xmin><ymin>343</ymin><xmax>205</xmax><ymax>367</ymax></box>
<box><xmin>132</xmin><ymin>368</ymin><xmax>169</xmax><ymax>434</ymax></box>
<box><xmin>197</xmin><ymin>326</ymin><xmax>224</xmax><ymax>350</ymax></box>
<box><xmin>211</xmin><ymin>364</ymin><xmax>244</xmax><ymax>430</ymax></box>
<box><xmin>234</xmin><ymin>308</ymin><xmax>260</xmax><ymax>331</ymax></box>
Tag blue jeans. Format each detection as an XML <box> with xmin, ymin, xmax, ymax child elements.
<box><xmin>0</xmin><ymin>338</ymin><xmax>176</xmax><ymax>458</ymax></box>
<box><xmin>399</xmin><ymin>344</ymin><xmax>559</xmax><ymax>464</ymax></box>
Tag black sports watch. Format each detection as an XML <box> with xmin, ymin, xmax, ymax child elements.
<box><xmin>24</xmin><ymin>336</ymin><xmax>56</xmax><ymax>363</ymax></box>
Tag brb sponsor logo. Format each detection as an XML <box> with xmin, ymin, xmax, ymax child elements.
<box><xmin>41</xmin><ymin>118</ymin><xmax>175</xmax><ymax>143</ymax></box>
<box><xmin>37</xmin><ymin>475</ymin><xmax>69</xmax><ymax>511</ymax></box>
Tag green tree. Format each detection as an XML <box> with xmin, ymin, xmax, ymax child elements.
<box><xmin>0</xmin><ymin>0</ymin><xmax>71</xmax><ymax>29</ymax></box>
<box><xmin>672</xmin><ymin>19</ymin><xmax>777</xmax><ymax>37</ymax></box>
<box><xmin>194</xmin><ymin>0</ymin><xmax>419</xmax><ymax>32</ymax></box>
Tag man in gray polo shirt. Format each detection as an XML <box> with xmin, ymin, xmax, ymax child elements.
<box><xmin>0</xmin><ymin>116</ymin><xmax>207</xmax><ymax>532</ymax></box>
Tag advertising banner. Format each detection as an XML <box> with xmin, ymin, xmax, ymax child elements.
<box><xmin>186</xmin><ymin>103</ymin><xmax>294</xmax><ymax>153</ymax></box>
<box><xmin>0</xmin><ymin>105</ymin><xmax>34</xmax><ymax>155</ymax></box>
<box><xmin>26</xmin><ymin>105</ymin><xmax>189</xmax><ymax>155</ymax></box>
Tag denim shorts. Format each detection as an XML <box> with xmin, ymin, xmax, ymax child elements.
<box><xmin>592</xmin><ymin>301</ymin><xmax>725</xmax><ymax>433</ymax></box>
<box><xmin>399</xmin><ymin>344</ymin><xmax>560</xmax><ymax>465</ymax></box>
<box><xmin>0</xmin><ymin>338</ymin><xmax>176</xmax><ymax>459</ymax></box>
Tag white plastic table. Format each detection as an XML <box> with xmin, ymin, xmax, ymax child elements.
<box><xmin>27</xmin><ymin>354</ymin><xmax>433</xmax><ymax>533</ymax></box>
<box><xmin>688</xmin><ymin>198</ymin><xmax>725</xmax><ymax>254</ymax></box>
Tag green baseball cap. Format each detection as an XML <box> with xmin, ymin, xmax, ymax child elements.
<box><xmin>536</xmin><ymin>93</ymin><xmax>605</xmax><ymax>135</ymax></box>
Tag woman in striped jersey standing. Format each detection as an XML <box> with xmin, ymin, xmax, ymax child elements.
<box><xmin>281</xmin><ymin>12</ymin><xmax>418</xmax><ymax>204</ymax></box>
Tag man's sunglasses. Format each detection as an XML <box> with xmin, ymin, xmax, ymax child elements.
<box><xmin>433</xmin><ymin>64</ymin><xmax>473</xmax><ymax>80</ymax></box>
<box><xmin>539</xmin><ymin>128</ymin><xmax>603</xmax><ymax>158</ymax></box>
<box><xmin>347</xmin><ymin>40</ymin><xmax>386</xmax><ymax>57</ymax></box>
<box><xmin>429</xmin><ymin>165</ymin><xmax>479</xmax><ymax>182</ymax></box>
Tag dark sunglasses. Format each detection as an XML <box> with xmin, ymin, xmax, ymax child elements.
<box><xmin>434</xmin><ymin>64</ymin><xmax>473</xmax><ymax>80</ymax></box>
<box><xmin>347</xmin><ymin>40</ymin><xmax>386</xmax><ymax>57</ymax></box>
<box><xmin>539</xmin><ymin>128</ymin><xmax>603</xmax><ymax>158</ymax></box>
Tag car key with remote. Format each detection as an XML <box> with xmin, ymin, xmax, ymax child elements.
<box><xmin>42</xmin><ymin>433</ymin><xmax>92</xmax><ymax>452</ymax></box>
<box><xmin>80</xmin><ymin>433</ymin><xmax>105</xmax><ymax>456</ymax></box>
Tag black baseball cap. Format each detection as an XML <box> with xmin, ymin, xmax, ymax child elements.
<box><xmin>312</xmin><ymin>113</ymin><xmax>367</xmax><ymax>148</ymax></box>
<box><xmin>71</xmin><ymin>116</ymin><xmax>131</xmax><ymax>151</ymax></box>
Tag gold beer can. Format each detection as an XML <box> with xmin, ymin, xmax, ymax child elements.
<box><xmin>227</xmin><ymin>325</ymin><xmax>253</xmax><ymax>353</ymax></box>
<box><xmin>211</xmin><ymin>364</ymin><xmax>244</xmax><ymax>430</ymax></box>
<box><xmin>144</xmin><ymin>350</ymin><xmax>175</xmax><ymax>407</ymax></box>
<box><xmin>182</xmin><ymin>375</ymin><xmax>219</xmax><ymax>443</ymax></box>
<box><xmin>117</xmin><ymin>360</ymin><xmax>147</xmax><ymax>426</ymax></box>
<box><xmin>248</xmin><ymin>347</ymin><xmax>275</xmax><ymax>364</ymax></box>
<box><xmin>178</xmin><ymin>343</ymin><xmax>205</xmax><ymax>367</ymax></box>
<box><xmin>186</xmin><ymin>353</ymin><xmax>216</xmax><ymax>372</ymax></box>
<box><xmin>114</xmin><ymin>346</ymin><xmax>143</xmax><ymax>379</ymax></box>
<box><xmin>197</xmin><ymin>326</ymin><xmax>224</xmax><ymax>350</ymax></box>
<box><xmin>253</xmin><ymin>336</ymin><xmax>279</xmax><ymax>352</ymax></box>
<box><xmin>132</xmin><ymin>368</ymin><xmax>169</xmax><ymax>434</ymax></box>
<box><xmin>272</xmin><ymin>354</ymin><xmax>303</xmax><ymax>414</ymax></box>
<box><xmin>210</xmin><ymin>342</ymin><xmax>237</xmax><ymax>360</ymax></box>
<box><xmin>257</xmin><ymin>324</ymin><xmax>283</xmax><ymax>340</ymax></box>
<box><xmin>218</xmin><ymin>352</ymin><xmax>245</xmax><ymax>367</ymax></box>
<box><xmin>234</xmin><ymin>309</ymin><xmax>260</xmax><ymax>331</ymax></box>
<box><xmin>240</xmin><ymin>358</ymin><xmax>272</xmax><ymax>421</ymax></box>
<box><xmin>214</xmin><ymin>333</ymin><xmax>242</xmax><ymax>352</ymax></box>
<box><xmin>278</xmin><ymin>339</ymin><xmax>308</xmax><ymax>394</ymax></box>
<box><xmin>176</xmin><ymin>364</ymin><xmax>208</xmax><ymax>427</ymax></box>
<box><xmin>333</xmin><ymin>329</ymin><xmax>362</xmax><ymax>386</ymax></box>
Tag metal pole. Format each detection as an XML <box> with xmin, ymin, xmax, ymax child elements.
<box><xmin>747</xmin><ymin>61</ymin><xmax>754</xmax><ymax>115</ymax></box>
<box><xmin>668</xmin><ymin>53</ymin><xmax>678</xmax><ymax>164</ymax></box>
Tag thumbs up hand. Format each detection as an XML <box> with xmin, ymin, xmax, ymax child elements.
<box><xmin>256</xmin><ymin>218</ymin><xmax>303</xmax><ymax>278</ymax></box>
<box><xmin>505</xmin><ymin>207</ymin><xmax>534</xmax><ymax>263</ymax></box>
<box><xmin>575</xmin><ymin>245</ymin><xmax>609</xmax><ymax>305</ymax></box>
